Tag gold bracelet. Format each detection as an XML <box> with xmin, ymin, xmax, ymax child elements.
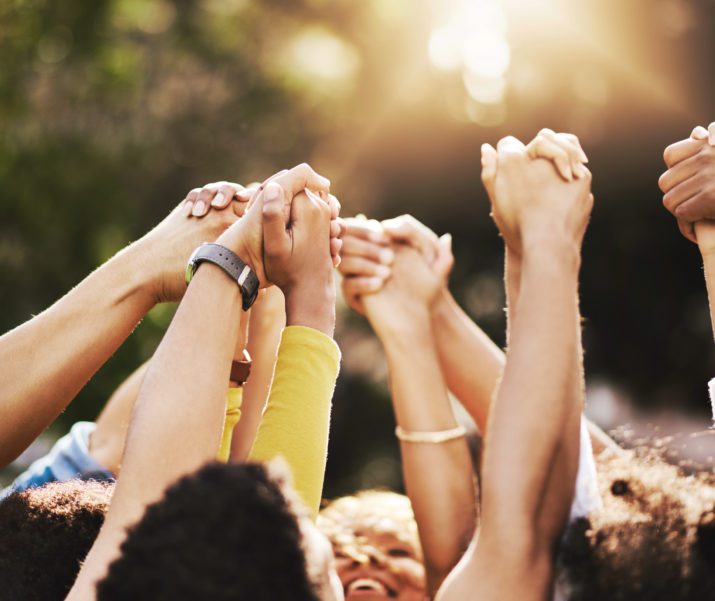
<box><xmin>395</xmin><ymin>425</ymin><xmax>467</xmax><ymax>444</ymax></box>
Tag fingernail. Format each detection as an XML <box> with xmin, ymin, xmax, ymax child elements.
<box><xmin>578</xmin><ymin>149</ymin><xmax>589</xmax><ymax>163</ymax></box>
<box><xmin>264</xmin><ymin>182</ymin><xmax>281</xmax><ymax>202</ymax></box>
<box><xmin>370</xmin><ymin>231</ymin><xmax>386</xmax><ymax>243</ymax></box>
<box><xmin>573</xmin><ymin>164</ymin><xmax>587</xmax><ymax>179</ymax></box>
<box><xmin>184</xmin><ymin>202</ymin><xmax>194</xmax><ymax>217</ymax></box>
<box><xmin>368</xmin><ymin>277</ymin><xmax>383</xmax><ymax>291</ymax></box>
<box><xmin>211</xmin><ymin>192</ymin><xmax>225</xmax><ymax>207</ymax></box>
<box><xmin>192</xmin><ymin>200</ymin><xmax>205</xmax><ymax>216</ymax></box>
<box><xmin>692</xmin><ymin>126</ymin><xmax>709</xmax><ymax>140</ymax></box>
<box><xmin>442</xmin><ymin>233</ymin><xmax>452</xmax><ymax>248</ymax></box>
<box><xmin>710</xmin><ymin>129</ymin><xmax>715</xmax><ymax>147</ymax></box>
<box><xmin>376</xmin><ymin>265</ymin><xmax>391</xmax><ymax>279</ymax></box>
<box><xmin>379</xmin><ymin>248</ymin><xmax>394</xmax><ymax>264</ymax></box>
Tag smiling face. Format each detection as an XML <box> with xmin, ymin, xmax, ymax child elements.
<box><xmin>318</xmin><ymin>491</ymin><xmax>427</xmax><ymax>601</ymax></box>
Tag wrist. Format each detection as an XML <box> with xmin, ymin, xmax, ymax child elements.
<box><xmin>285</xmin><ymin>282</ymin><xmax>336</xmax><ymax>336</ymax></box>
<box><xmin>521</xmin><ymin>237</ymin><xmax>581</xmax><ymax>276</ymax></box>
<box><xmin>372</xmin><ymin>302</ymin><xmax>432</xmax><ymax>342</ymax></box>
<box><xmin>111</xmin><ymin>240</ymin><xmax>161</xmax><ymax>311</ymax></box>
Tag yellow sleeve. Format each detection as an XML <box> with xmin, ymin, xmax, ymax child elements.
<box><xmin>217</xmin><ymin>387</ymin><xmax>243</xmax><ymax>463</ymax></box>
<box><xmin>249</xmin><ymin>325</ymin><xmax>341</xmax><ymax>519</ymax></box>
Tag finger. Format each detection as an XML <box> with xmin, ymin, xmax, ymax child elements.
<box><xmin>339</xmin><ymin>255</ymin><xmax>391</xmax><ymax>279</ymax></box>
<box><xmin>330</xmin><ymin>219</ymin><xmax>342</xmax><ymax>239</ymax></box>
<box><xmin>677</xmin><ymin>218</ymin><xmax>698</xmax><ymax>244</ymax></box>
<box><xmin>538</xmin><ymin>130</ymin><xmax>588</xmax><ymax>177</ymax></box>
<box><xmin>213</xmin><ymin>184</ymin><xmax>244</xmax><ymax>209</ymax></box>
<box><xmin>527</xmin><ymin>136</ymin><xmax>573</xmax><ymax>181</ymax></box>
<box><xmin>481</xmin><ymin>143</ymin><xmax>498</xmax><ymax>197</ymax></box>
<box><xmin>278</xmin><ymin>163</ymin><xmax>331</xmax><ymax>197</ymax></box>
<box><xmin>330</xmin><ymin>237</ymin><xmax>343</xmax><ymax>264</ymax></box>
<box><xmin>335</xmin><ymin>217</ymin><xmax>347</xmax><ymax>240</ymax></box>
<box><xmin>674</xmin><ymin>191</ymin><xmax>715</xmax><ymax>222</ymax></box>
<box><xmin>433</xmin><ymin>233</ymin><xmax>455</xmax><ymax>280</ymax></box>
<box><xmin>328</xmin><ymin>194</ymin><xmax>341</xmax><ymax>221</ymax></box>
<box><xmin>664</xmin><ymin>138</ymin><xmax>704</xmax><ymax>168</ymax></box>
<box><xmin>382</xmin><ymin>216</ymin><xmax>439</xmax><ymax>263</ymax></box>
<box><xmin>344</xmin><ymin>217</ymin><xmax>390</xmax><ymax>245</ymax></box>
<box><xmin>183</xmin><ymin>188</ymin><xmax>201</xmax><ymax>216</ymax></box>
<box><xmin>691</xmin><ymin>126</ymin><xmax>709</xmax><ymax>141</ymax></box>
<box><xmin>561</xmin><ymin>133</ymin><xmax>589</xmax><ymax>163</ymax></box>
<box><xmin>262</xmin><ymin>182</ymin><xmax>289</xmax><ymax>257</ymax></box>
<box><xmin>658</xmin><ymin>150</ymin><xmax>704</xmax><ymax>193</ymax></box>
<box><xmin>663</xmin><ymin>174</ymin><xmax>705</xmax><ymax>215</ymax></box>
<box><xmin>341</xmin><ymin>235</ymin><xmax>394</xmax><ymax>265</ymax></box>
<box><xmin>496</xmin><ymin>135</ymin><xmax>526</xmax><ymax>154</ymax></box>
<box><xmin>193</xmin><ymin>187</ymin><xmax>216</xmax><ymax>217</ymax></box>
<box><xmin>343</xmin><ymin>276</ymin><xmax>384</xmax><ymax>300</ymax></box>
<box><xmin>710</xmin><ymin>122</ymin><xmax>715</xmax><ymax>147</ymax></box>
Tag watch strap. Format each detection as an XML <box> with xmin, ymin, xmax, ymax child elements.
<box><xmin>230</xmin><ymin>349</ymin><xmax>252</xmax><ymax>386</ymax></box>
<box><xmin>186</xmin><ymin>243</ymin><xmax>259</xmax><ymax>310</ymax></box>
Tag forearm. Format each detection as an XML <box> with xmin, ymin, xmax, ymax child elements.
<box><xmin>481</xmin><ymin>242</ymin><xmax>582</xmax><ymax>540</ymax></box>
<box><xmin>231</xmin><ymin>289</ymin><xmax>286</xmax><ymax>462</ymax></box>
<box><xmin>68</xmin><ymin>264</ymin><xmax>242</xmax><ymax>599</ymax></box>
<box><xmin>0</xmin><ymin>242</ymin><xmax>156</xmax><ymax>467</ymax></box>
<box><xmin>431</xmin><ymin>290</ymin><xmax>504</xmax><ymax>434</ymax></box>
<box><xmin>699</xmin><ymin>246</ymin><xmax>715</xmax><ymax>340</ymax></box>
<box><xmin>90</xmin><ymin>361</ymin><xmax>150</xmax><ymax>475</ymax></box>
<box><xmin>380</xmin><ymin>313</ymin><xmax>477</xmax><ymax>594</ymax></box>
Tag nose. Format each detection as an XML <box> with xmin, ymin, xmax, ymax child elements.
<box><xmin>352</xmin><ymin>547</ymin><xmax>388</xmax><ymax>569</ymax></box>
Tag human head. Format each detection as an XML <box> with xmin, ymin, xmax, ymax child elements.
<box><xmin>0</xmin><ymin>479</ymin><xmax>113</xmax><ymax>601</ymax></box>
<box><xmin>319</xmin><ymin>490</ymin><xmax>426</xmax><ymax>600</ymax></box>
<box><xmin>97</xmin><ymin>461</ymin><xmax>343</xmax><ymax>601</ymax></box>
<box><xmin>559</xmin><ymin>449</ymin><xmax>715</xmax><ymax>600</ymax></box>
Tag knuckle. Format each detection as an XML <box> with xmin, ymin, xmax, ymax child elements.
<box><xmin>663</xmin><ymin>146</ymin><xmax>675</xmax><ymax>165</ymax></box>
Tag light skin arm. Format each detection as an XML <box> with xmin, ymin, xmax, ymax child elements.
<box><xmin>230</xmin><ymin>287</ymin><xmax>286</xmax><ymax>462</ymax></box>
<box><xmin>0</xmin><ymin>186</ymin><xmax>250</xmax><ymax>468</ymax></box>
<box><xmin>438</xmin><ymin>138</ymin><xmax>591</xmax><ymax>601</ymax></box>
<box><xmin>361</xmin><ymin>243</ymin><xmax>476</xmax><ymax>595</ymax></box>
<box><xmin>67</xmin><ymin>165</ymin><xmax>333</xmax><ymax>600</ymax></box>
<box><xmin>696</xmin><ymin>221</ymin><xmax>715</xmax><ymax>338</ymax></box>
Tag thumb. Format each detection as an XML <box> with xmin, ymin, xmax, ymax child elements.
<box><xmin>433</xmin><ymin>233</ymin><xmax>455</xmax><ymax>280</ymax></box>
<box><xmin>262</xmin><ymin>182</ymin><xmax>289</xmax><ymax>257</ymax></box>
<box><xmin>481</xmin><ymin>143</ymin><xmax>498</xmax><ymax>197</ymax></box>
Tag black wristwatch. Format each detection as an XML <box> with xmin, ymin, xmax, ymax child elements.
<box><xmin>185</xmin><ymin>243</ymin><xmax>259</xmax><ymax>310</ymax></box>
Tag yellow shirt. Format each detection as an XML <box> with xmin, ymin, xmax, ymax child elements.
<box><xmin>217</xmin><ymin>326</ymin><xmax>340</xmax><ymax>519</ymax></box>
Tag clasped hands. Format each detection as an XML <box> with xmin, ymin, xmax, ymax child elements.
<box><xmin>339</xmin><ymin>129</ymin><xmax>593</xmax><ymax>330</ymax></box>
<box><xmin>659</xmin><ymin>122</ymin><xmax>715</xmax><ymax>251</ymax></box>
<box><xmin>135</xmin><ymin>164</ymin><xmax>345</xmax><ymax>310</ymax></box>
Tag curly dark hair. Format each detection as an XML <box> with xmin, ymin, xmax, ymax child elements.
<box><xmin>558</xmin><ymin>449</ymin><xmax>715</xmax><ymax>600</ymax></box>
<box><xmin>97</xmin><ymin>461</ymin><xmax>320</xmax><ymax>601</ymax></box>
<box><xmin>0</xmin><ymin>479</ymin><xmax>113</xmax><ymax>601</ymax></box>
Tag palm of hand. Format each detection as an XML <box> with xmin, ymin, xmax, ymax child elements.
<box><xmin>491</xmin><ymin>155</ymin><xmax>592</xmax><ymax>254</ymax></box>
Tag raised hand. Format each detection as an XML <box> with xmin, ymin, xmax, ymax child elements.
<box><xmin>214</xmin><ymin>163</ymin><xmax>333</xmax><ymax>288</ymax></box>
<box><xmin>260</xmin><ymin>183</ymin><xmax>336</xmax><ymax>335</ymax></box>
<box><xmin>137</xmin><ymin>181</ymin><xmax>251</xmax><ymax>304</ymax></box>
<box><xmin>183</xmin><ymin>181</ymin><xmax>254</xmax><ymax>216</ymax></box>
<box><xmin>480</xmin><ymin>135</ymin><xmax>593</xmax><ymax>257</ymax></box>
<box><xmin>361</xmin><ymin>231</ymin><xmax>452</xmax><ymax>338</ymax></box>
<box><xmin>659</xmin><ymin>122</ymin><xmax>715</xmax><ymax>243</ymax></box>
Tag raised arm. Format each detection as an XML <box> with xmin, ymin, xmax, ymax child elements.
<box><xmin>356</xmin><ymin>238</ymin><xmax>476</xmax><ymax>595</ymax></box>
<box><xmin>438</xmin><ymin>136</ymin><xmax>593</xmax><ymax>601</ymax></box>
<box><xmin>659</xmin><ymin>122</ymin><xmax>715</xmax><ymax>333</ymax></box>
<box><xmin>0</xmin><ymin>182</ymin><xmax>251</xmax><ymax>468</ymax></box>
<box><xmin>67</xmin><ymin>165</ymin><xmax>333</xmax><ymax>600</ymax></box>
